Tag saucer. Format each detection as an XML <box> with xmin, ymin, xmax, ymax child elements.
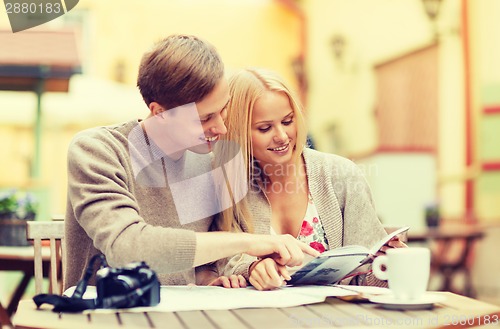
<box><xmin>369</xmin><ymin>293</ymin><xmax>446</xmax><ymax>310</ymax></box>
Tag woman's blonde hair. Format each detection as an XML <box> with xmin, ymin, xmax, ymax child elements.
<box><xmin>214</xmin><ymin>68</ymin><xmax>308</xmax><ymax>232</ymax></box>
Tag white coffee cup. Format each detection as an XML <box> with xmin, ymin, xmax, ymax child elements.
<box><xmin>372</xmin><ymin>247</ymin><xmax>431</xmax><ymax>301</ymax></box>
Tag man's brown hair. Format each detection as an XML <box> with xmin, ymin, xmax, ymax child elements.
<box><xmin>137</xmin><ymin>34</ymin><xmax>224</xmax><ymax>109</ymax></box>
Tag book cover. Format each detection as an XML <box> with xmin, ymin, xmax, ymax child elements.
<box><xmin>287</xmin><ymin>226</ymin><xmax>410</xmax><ymax>285</ymax></box>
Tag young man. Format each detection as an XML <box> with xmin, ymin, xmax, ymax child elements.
<box><xmin>64</xmin><ymin>35</ymin><xmax>318</xmax><ymax>289</ymax></box>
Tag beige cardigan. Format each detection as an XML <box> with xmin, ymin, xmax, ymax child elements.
<box><xmin>64</xmin><ymin>120</ymin><xmax>214</xmax><ymax>289</ymax></box>
<box><xmin>223</xmin><ymin>148</ymin><xmax>388</xmax><ymax>287</ymax></box>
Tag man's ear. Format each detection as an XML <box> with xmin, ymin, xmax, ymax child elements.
<box><xmin>149</xmin><ymin>102</ymin><xmax>166</xmax><ymax>118</ymax></box>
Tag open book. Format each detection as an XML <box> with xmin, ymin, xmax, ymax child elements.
<box><xmin>287</xmin><ymin>226</ymin><xmax>410</xmax><ymax>286</ymax></box>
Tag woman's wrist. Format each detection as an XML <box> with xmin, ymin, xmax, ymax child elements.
<box><xmin>249</xmin><ymin>259</ymin><xmax>262</xmax><ymax>275</ymax></box>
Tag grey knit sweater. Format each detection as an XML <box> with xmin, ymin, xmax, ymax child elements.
<box><xmin>223</xmin><ymin>148</ymin><xmax>388</xmax><ymax>287</ymax></box>
<box><xmin>64</xmin><ymin>120</ymin><xmax>215</xmax><ymax>289</ymax></box>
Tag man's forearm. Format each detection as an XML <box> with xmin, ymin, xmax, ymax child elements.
<box><xmin>193</xmin><ymin>231</ymin><xmax>319</xmax><ymax>269</ymax></box>
<box><xmin>193</xmin><ymin>232</ymin><xmax>251</xmax><ymax>267</ymax></box>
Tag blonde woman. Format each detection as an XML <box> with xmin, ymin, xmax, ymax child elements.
<box><xmin>215</xmin><ymin>68</ymin><xmax>406</xmax><ymax>290</ymax></box>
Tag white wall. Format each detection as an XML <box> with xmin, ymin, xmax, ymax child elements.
<box><xmin>303</xmin><ymin>0</ymin><xmax>466</xmax><ymax>222</ymax></box>
<box><xmin>358</xmin><ymin>153</ymin><xmax>437</xmax><ymax>230</ymax></box>
<box><xmin>304</xmin><ymin>0</ymin><xmax>432</xmax><ymax>156</ymax></box>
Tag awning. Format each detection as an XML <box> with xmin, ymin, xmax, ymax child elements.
<box><xmin>0</xmin><ymin>29</ymin><xmax>81</xmax><ymax>179</ymax></box>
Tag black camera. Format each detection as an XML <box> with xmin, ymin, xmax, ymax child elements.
<box><xmin>95</xmin><ymin>261</ymin><xmax>160</xmax><ymax>309</ymax></box>
<box><xmin>33</xmin><ymin>255</ymin><xmax>161</xmax><ymax>312</ymax></box>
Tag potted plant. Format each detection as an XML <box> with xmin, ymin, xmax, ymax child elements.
<box><xmin>0</xmin><ymin>190</ymin><xmax>18</xmax><ymax>220</ymax></box>
<box><xmin>17</xmin><ymin>193</ymin><xmax>38</xmax><ymax>220</ymax></box>
<box><xmin>0</xmin><ymin>190</ymin><xmax>38</xmax><ymax>246</ymax></box>
<box><xmin>425</xmin><ymin>202</ymin><xmax>440</xmax><ymax>227</ymax></box>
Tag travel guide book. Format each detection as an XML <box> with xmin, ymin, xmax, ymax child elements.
<box><xmin>287</xmin><ymin>226</ymin><xmax>410</xmax><ymax>286</ymax></box>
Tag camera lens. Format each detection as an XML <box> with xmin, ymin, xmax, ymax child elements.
<box><xmin>115</xmin><ymin>274</ymin><xmax>139</xmax><ymax>290</ymax></box>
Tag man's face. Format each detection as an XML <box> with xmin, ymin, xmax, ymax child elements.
<box><xmin>144</xmin><ymin>78</ymin><xmax>230</xmax><ymax>158</ymax></box>
<box><xmin>189</xmin><ymin>78</ymin><xmax>230</xmax><ymax>154</ymax></box>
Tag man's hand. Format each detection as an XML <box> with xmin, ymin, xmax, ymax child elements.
<box><xmin>194</xmin><ymin>232</ymin><xmax>320</xmax><ymax>268</ymax></box>
<box><xmin>246</xmin><ymin>234</ymin><xmax>320</xmax><ymax>267</ymax></box>
<box><xmin>207</xmin><ymin>275</ymin><xmax>247</xmax><ymax>288</ymax></box>
<box><xmin>249</xmin><ymin>258</ymin><xmax>291</xmax><ymax>290</ymax></box>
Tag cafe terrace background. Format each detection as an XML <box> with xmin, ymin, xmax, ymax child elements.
<box><xmin>1</xmin><ymin>0</ymin><xmax>499</xmax><ymax>303</ymax></box>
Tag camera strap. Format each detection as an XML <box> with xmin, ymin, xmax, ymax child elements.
<box><xmin>33</xmin><ymin>254</ymin><xmax>106</xmax><ymax>312</ymax></box>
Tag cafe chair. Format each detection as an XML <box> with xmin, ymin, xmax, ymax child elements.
<box><xmin>26</xmin><ymin>220</ymin><xmax>65</xmax><ymax>295</ymax></box>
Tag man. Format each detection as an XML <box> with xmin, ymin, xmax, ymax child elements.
<box><xmin>64</xmin><ymin>34</ymin><xmax>318</xmax><ymax>289</ymax></box>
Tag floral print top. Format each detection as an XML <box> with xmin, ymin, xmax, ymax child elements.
<box><xmin>296</xmin><ymin>194</ymin><xmax>329</xmax><ymax>253</ymax></box>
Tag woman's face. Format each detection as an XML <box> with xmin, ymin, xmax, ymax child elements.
<box><xmin>250</xmin><ymin>91</ymin><xmax>297</xmax><ymax>168</ymax></box>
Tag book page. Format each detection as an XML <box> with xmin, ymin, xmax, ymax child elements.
<box><xmin>287</xmin><ymin>226</ymin><xmax>410</xmax><ymax>286</ymax></box>
<box><xmin>368</xmin><ymin>226</ymin><xmax>410</xmax><ymax>255</ymax></box>
<box><xmin>287</xmin><ymin>245</ymin><xmax>369</xmax><ymax>275</ymax></box>
<box><xmin>288</xmin><ymin>245</ymin><xmax>369</xmax><ymax>285</ymax></box>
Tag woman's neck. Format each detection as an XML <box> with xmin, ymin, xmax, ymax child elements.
<box><xmin>259</xmin><ymin>158</ymin><xmax>307</xmax><ymax>194</ymax></box>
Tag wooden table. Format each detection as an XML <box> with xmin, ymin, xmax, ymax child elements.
<box><xmin>407</xmin><ymin>225</ymin><xmax>485</xmax><ymax>297</ymax></box>
<box><xmin>12</xmin><ymin>292</ymin><xmax>500</xmax><ymax>329</ymax></box>
<box><xmin>0</xmin><ymin>246</ymin><xmax>52</xmax><ymax>318</ymax></box>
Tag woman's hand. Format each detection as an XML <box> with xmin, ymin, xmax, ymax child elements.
<box><xmin>376</xmin><ymin>236</ymin><xmax>408</xmax><ymax>256</ymax></box>
<box><xmin>248</xmin><ymin>258</ymin><xmax>291</xmax><ymax>290</ymax></box>
<box><xmin>207</xmin><ymin>275</ymin><xmax>247</xmax><ymax>288</ymax></box>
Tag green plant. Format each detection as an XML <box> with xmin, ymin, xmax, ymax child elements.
<box><xmin>0</xmin><ymin>190</ymin><xmax>18</xmax><ymax>216</ymax></box>
<box><xmin>425</xmin><ymin>202</ymin><xmax>440</xmax><ymax>227</ymax></box>
<box><xmin>17</xmin><ymin>192</ymin><xmax>38</xmax><ymax>219</ymax></box>
<box><xmin>0</xmin><ymin>190</ymin><xmax>38</xmax><ymax>220</ymax></box>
